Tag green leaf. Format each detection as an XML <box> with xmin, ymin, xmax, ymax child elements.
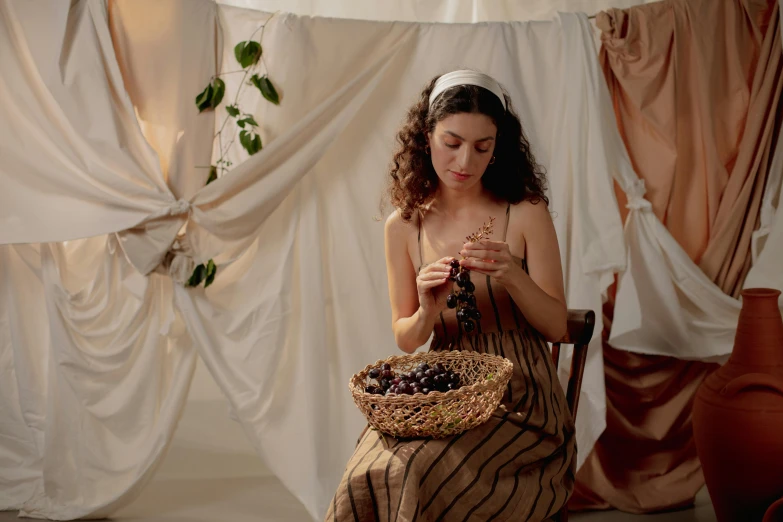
<box><xmin>238</xmin><ymin>130</ymin><xmax>262</xmax><ymax>155</ymax></box>
<box><xmin>239</xmin><ymin>129</ymin><xmax>251</xmax><ymax>151</ymax></box>
<box><xmin>226</xmin><ymin>104</ymin><xmax>240</xmax><ymax>117</ymax></box>
<box><xmin>238</xmin><ymin>129</ymin><xmax>263</xmax><ymax>155</ymax></box>
<box><xmin>250</xmin><ymin>74</ymin><xmax>261</xmax><ymax>89</ymax></box>
<box><xmin>234</xmin><ymin>41</ymin><xmax>262</xmax><ymax>68</ymax></box>
<box><xmin>211</xmin><ymin>78</ymin><xmax>225</xmax><ymax>107</ymax></box>
<box><xmin>195</xmin><ymin>78</ymin><xmax>225</xmax><ymax>113</ymax></box>
<box><xmin>259</xmin><ymin>76</ymin><xmax>280</xmax><ymax>105</ymax></box>
<box><xmin>207</xmin><ymin>166</ymin><xmax>218</xmax><ymax>185</ymax></box>
<box><xmin>205</xmin><ymin>259</ymin><xmax>217</xmax><ymax>288</ymax></box>
<box><xmin>195</xmin><ymin>84</ymin><xmax>213</xmax><ymax>112</ymax></box>
<box><xmin>251</xmin><ymin>74</ymin><xmax>280</xmax><ymax>105</ymax></box>
<box><xmin>187</xmin><ymin>264</ymin><xmax>206</xmax><ymax>287</ymax></box>
<box><xmin>233</xmin><ymin>42</ymin><xmax>245</xmax><ymax>64</ymax></box>
<box><xmin>251</xmin><ymin>133</ymin><xmax>262</xmax><ymax>154</ymax></box>
<box><xmin>237</xmin><ymin>115</ymin><xmax>258</xmax><ymax>129</ymax></box>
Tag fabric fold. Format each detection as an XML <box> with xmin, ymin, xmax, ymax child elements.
<box><xmin>14</xmin><ymin>238</ymin><xmax>198</xmax><ymax>521</ymax></box>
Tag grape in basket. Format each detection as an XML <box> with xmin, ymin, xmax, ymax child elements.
<box><xmin>364</xmin><ymin>361</ymin><xmax>462</xmax><ymax>395</ymax></box>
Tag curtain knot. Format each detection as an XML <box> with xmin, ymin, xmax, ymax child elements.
<box><xmin>156</xmin><ymin>237</ymin><xmax>195</xmax><ymax>285</ymax></box>
<box><xmin>168</xmin><ymin>199</ymin><xmax>191</xmax><ymax>216</ymax></box>
<box><xmin>624</xmin><ymin>179</ymin><xmax>652</xmax><ymax>211</ymax></box>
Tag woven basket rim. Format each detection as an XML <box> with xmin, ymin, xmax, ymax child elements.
<box><xmin>349</xmin><ymin>351</ymin><xmax>513</xmax><ymax>403</ymax></box>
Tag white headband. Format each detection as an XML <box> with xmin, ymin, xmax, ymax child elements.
<box><xmin>428</xmin><ymin>70</ymin><xmax>507</xmax><ymax>110</ymax></box>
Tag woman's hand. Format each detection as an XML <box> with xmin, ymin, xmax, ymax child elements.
<box><xmin>416</xmin><ymin>256</ymin><xmax>455</xmax><ymax>316</ymax></box>
<box><xmin>459</xmin><ymin>240</ymin><xmax>521</xmax><ymax>286</ymax></box>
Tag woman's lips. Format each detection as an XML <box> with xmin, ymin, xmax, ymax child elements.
<box><xmin>450</xmin><ymin>170</ymin><xmax>470</xmax><ymax>181</ymax></box>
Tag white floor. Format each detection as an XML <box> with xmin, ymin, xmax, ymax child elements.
<box><xmin>114</xmin><ymin>475</ymin><xmax>718</xmax><ymax>522</ymax></box>
<box><xmin>0</xmin><ymin>362</ymin><xmax>718</xmax><ymax>522</ymax></box>
<box><xmin>0</xmin><ymin>474</ymin><xmax>718</xmax><ymax>522</ymax></box>
<box><xmin>0</xmin><ymin>448</ymin><xmax>719</xmax><ymax>522</ymax></box>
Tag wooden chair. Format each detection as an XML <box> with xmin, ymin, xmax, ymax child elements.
<box><xmin>550</xmin><ymin>309</ymin><xmax>596</xmax><ymax>522</ymax></box>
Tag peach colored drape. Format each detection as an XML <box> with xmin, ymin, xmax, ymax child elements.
<box><xmin>571</xmin><ymin>0</ymin><xmax>782</xmax><ymax>514</ymax></box>
<box><xmin>570</xmin><ymin>279</ymin><xmax>719</xmax><ymax>513</ymax></box>
<box><xmin>599</xmin><ymin>0</ymin><xmax>781</xmax><ymax>291</ymax></box>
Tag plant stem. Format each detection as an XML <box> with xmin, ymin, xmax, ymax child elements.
<box><xmin>218</xmin><ymin>131</ymin><xmax>224</xmax><ymax>177</ymax></box>
<box><xmin>208</xmin><ymin>12</ymin><xmax>280</xmax><ymax>184</ymax></box>
<box><xmin>213</xmin><ymin>70</ymin><xmax>247</xmax><ymax>77</ymax></box>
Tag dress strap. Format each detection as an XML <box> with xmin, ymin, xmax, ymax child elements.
<box><xmin>502</xmin><ymin>203</ymin><xmax>511</xmax><ymax>241</ymax></box>
<box><xmin>417</xmin><ymin>209</ymin><xmax>425</xmax><ymax>267</ymax></box>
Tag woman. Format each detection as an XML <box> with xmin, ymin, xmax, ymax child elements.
<box><xmin>326</xmin><ymin>70</ymin><xmax>575</xmax><ymax>522</ymax></box>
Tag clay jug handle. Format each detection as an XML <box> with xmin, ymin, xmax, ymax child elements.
<box><xmin>721</xmin><ymin>373</ymin><xmax>783</xmax><ymax>397</ymax></box>
<box><xmin>762</xmin><ymin>496</ymin><xmax>783</xmax><ymax>522</ymax></box>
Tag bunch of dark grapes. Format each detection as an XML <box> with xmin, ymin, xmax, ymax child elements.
<box><xmin>364</xmin><ymin>362</ymin><xmax>462</xmax><ymax>396</ymax></box>
<box><xmin>446</xmin><ymin>259</ymin><xmax>480</xmax><ymax>333</ymax></box>
<box><xmin>443</xmin><ymin>216</ymin><xmax>494</xmax><ymax>334</ymax></box>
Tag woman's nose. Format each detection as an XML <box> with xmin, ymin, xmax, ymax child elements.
<box><xmin>456</xmin><ymin>146</ymin><xmax>475</xmax><ymax>170</ymax></box>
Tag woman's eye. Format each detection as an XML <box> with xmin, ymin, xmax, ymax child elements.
<box><xmin>445</xmin><ymin>143</ymin><xmax>460</xmax><ymax>149</ymax></box>
<box><xmin>477</xmin><ymin>148</ymin><xmax>489</xmax><ymax>154</ymax></box>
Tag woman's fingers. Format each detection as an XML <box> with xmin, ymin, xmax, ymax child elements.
<box><xmin>422</xmin><ymin>266</ymin><xmax>451</xmax><ymax>277</ymax></box>
<box><xmin>420</xmin><ymin>269</ymin><xmax>449</xmax><ymax>280</ymax></box>
<box><xmin>464</xmin><ymin>240</ymin><xmax>506</xmax><ymax>251</ymax></box>
<box><xmin>460</xmin><ymin>258</ymin><xmax>499</xmax><ymax>271</ymax></box>
<box><xmin>418</xmin><ymin>279</ymin><xmax>448</xmax><ymax>290</ymax></box>
<box><xmin>459</xmin><ymin>248</ymin><xmax>498</xmax><ymax>260</ymax></box>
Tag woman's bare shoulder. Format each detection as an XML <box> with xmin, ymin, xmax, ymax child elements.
<box><xmin>385</xmin><ymin>208</ymin><xmax>421</xmax><ymax>262</ymax></box>
<box><xmin>511</xmin><ymin>198</ymin><xmax>553</xmax><ymax>227</ymax></box>
<box><xmin>507</xmin><ymin>199</ymin><xmax>554</xmax><ymax>256</ymax></box>
<box><xmin>385</xmin><ymin>208</ymin><xmax>419</xmax><ymax>237</ymax></box>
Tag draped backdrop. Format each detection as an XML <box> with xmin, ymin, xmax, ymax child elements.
<box><xmin>572</xmin><ymin>0</ymin><xmax>783</xmax><ymax>512</ymax></box>
<box><xmin>0</xmin><ymin>1</ymin><xmax>782</xmax><ymax>521</ymax></box>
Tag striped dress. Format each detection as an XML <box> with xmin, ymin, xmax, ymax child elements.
<box><xmin>326</xmin><ymin>206</ymin><xmax>576</xmax><ymax>522</ymax></box>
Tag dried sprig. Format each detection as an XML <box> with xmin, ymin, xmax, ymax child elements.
<box><xmin>465</xmin><ymin>216</ymin><xmax>495</xmax><ymax>243</ymax></box>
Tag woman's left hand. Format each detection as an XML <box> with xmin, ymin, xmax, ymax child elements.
<box><xmin>459</xmin><ymin>240</ymin><xmax>522</xmax><ymax>286</ymax></box>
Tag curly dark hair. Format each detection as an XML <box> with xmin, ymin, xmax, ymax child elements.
<box><xmin>383</xmin><ymin>72</ymin><xmax>548</xmax><ymax>222</ymax></box>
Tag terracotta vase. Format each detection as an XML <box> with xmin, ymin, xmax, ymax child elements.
<box><xmin>693</xmin><ymin>288</ymin><xmax>783</xmax><ymax>522</ymax></box>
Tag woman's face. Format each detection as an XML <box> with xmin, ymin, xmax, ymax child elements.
<box><xmin>428</xmin><ymin>112</ymin><xmax>497</xmax><ymax>192</ymax></box>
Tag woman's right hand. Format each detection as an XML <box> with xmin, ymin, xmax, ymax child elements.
<box><xmin>416</xmin><ymin>257</ymin><xmax>455</xmax><ymax>317</ymax></box>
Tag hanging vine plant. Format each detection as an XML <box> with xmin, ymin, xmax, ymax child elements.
<box><xmin>187</xmin><ymin>19</ymin><xmax>280</xmax><ymax>288</ymax></box>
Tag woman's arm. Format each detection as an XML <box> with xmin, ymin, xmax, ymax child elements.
<box><xmin>385</xmin><ymin>211</ymin><xmax>443</xmax><ymax>353</ymax></box>
<box><xmin>460</xmin><ymin>201</ymin><xmax>567</xmax><ymax>342</ymax></box>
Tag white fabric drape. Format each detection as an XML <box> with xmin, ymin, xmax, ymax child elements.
<box><xmin>28</xmin><ymin>238</ymin><xmax>197</xmax><ymax>520</ymax></box>
<box><xmin>208</xmin><ymin>7</ymin><xmax>627</xmax><ymax>518</ymax></box>
<box><xmin>608</xmin><ymin>175</ymin><xmax>783</xmax><ymax>362</ymax></box>
<box><xmin>0</xmin><ymin>244</ymin><xmax>47</xmax><ymax>511</ymax></box>
<box><xmin>216</xmin><ymin>0</ymin><xmax>657</xmax><ymax>22</ymax></box>
<box><xmin>0</xmin><ymin>238</ymin><xmax>198</xmax><ymax>521</ymax></box>
<box><xmin>108</xmin><ymin>0</ymin><xmax>223</xmax><ymax>274</ymax></box>
<box><xmin>0</xmin><ymin>0</ymin><xmax>176</xmax><ymax>250</ymax></box>
<box><xmin>1</xmin><ymin>0</ymin><xmax>214</xmax><ymax>519</ymax></box>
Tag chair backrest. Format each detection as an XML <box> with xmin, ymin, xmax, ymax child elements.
<box><xmin>551</xmin><ymin>309</ymin><xmax>596</xmax><ymax>422</ymax></box>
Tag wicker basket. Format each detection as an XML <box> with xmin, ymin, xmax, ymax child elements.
<box><xmin>349</xmin><ymin>351</ymin><xmax>514</xmax><ymax>439</ymax></box>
